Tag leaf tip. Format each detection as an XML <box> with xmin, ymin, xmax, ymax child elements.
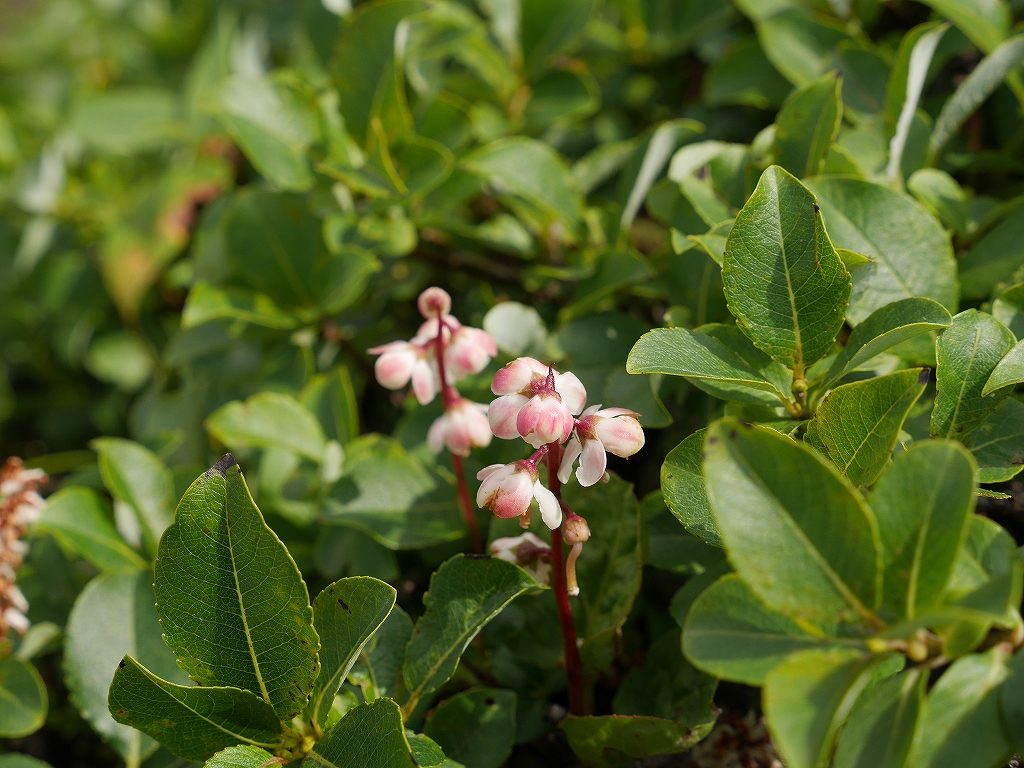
<box><xmin>208</xmin><ymin>453</ymin><xmax>237</xmax><ymax>477</ymax></box>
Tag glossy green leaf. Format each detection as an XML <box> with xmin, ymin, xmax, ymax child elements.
<box><xmin>683</xmin><ymin>574</ymin><xmax>849</xmax><ymax>686</ymax></box>
<box><xmin>0</xmin><ymin>657</ymin><xmax>46</xmax><ymax>738</ymax></box>
<box><xmin>723</xmin><ymin>165</ymin><xmax>850</xmax><ymax>375</ymax></box>
<box><xmin>309</xmin><ymin>577</ymin><xmax>396</xmax><ymax>733</ymax></box>
<box><xmin>834</xmin><ymin>668</ymin><xmax>926</xmax><ymax>768</ymax></box>
<box><xmin>908</xmin><ymin>647</ymin><xmax>1014</xmax><ymax>768</ymax></box>
<box><xmin>764</xmin><ymin>648</ymin><xmax>888</xmax><ymax>768</ymax></box>
<box><xmin>65</xmin><ymin>570</ymin><xmax>189</xmax><ymax>762</ymax></box>
<box><xmin>403</xmin><ymin>555</ymin><xmax>539</xmax><ymax>708</ymax></box>
<box><xmin>917</xmin><ymin>0</ymin><xmax>1009</xmax><ymax>53</ymax></box>
<box><xmin>965</xmin><ymin>397</ymin><xmax>1024</xmax><ymax>483</ymax></box>
<box><xmin>108</xmin><ymin>656</ymin><xmax>283</xmax><ymax>762</ymax></box>
<box><xmin>348</xmin><ymin>605</ymin><xmax>413</xmax><ymax>701</ymax></box>
<box><xmin>817</xmin><ymin>297</ymin><xmax>952</xmax><ymax>393</ymax></box>
<box><xmin>302</xmin><ymin>698</ymin><xmax>414</xmax><ymax>768</ymax></box>
<box><xmin>154</xmin><ymin>457</ymin><xmax>319</xmax><ymax>720</ymax></box>
<box><xmin>983</xmin><ymin>339</ymin><xmax>1024</xmax><ymax>395</ymax></box>
<box><xmin>703</xmin><ymin>419</ymin><xmax>882</xmax><ymax>626</ymax></box>
<box><xmin>203</xmin><ymin>745</ymin><xmax>278</xmax><ymax>768</ymax></box>
<box><xmin>931</xmin><ymin>310</ymin><xmax>1017</xmax><ymax>439</ymax></box>
<box><xmin>773</xmin><ymin>73</ymin><xmax>842</xmax><ymax>178</ymax></box>
<box><xmin>754</xmin><ymin>10</ymin><xmax>851</xmax><ymax>87</ymax></box>
<box><xmin>206</xmin><ymin>392</ymin><xmax>327</xmax><ymax>462</ymax></box>
<box><xmin>559</xmin><ymin>714</ymin><xmax>714</xmax><ymax>768</ymax></box>
<box><xmin>660</xmin><ymin>429</ymin><xmax>718</xmax><ymax>546</ymax></box>
<box><xmin>181</xmin><ymin>283</ymin><xmax>298</xmax><ymax>330</ymax></box>
<box><xmin>805</xmin><ymin>177</ymin><xmax>958</xmax><ymax>325</ymax></box>
<box><xmin>422</xmin><ymin>687</ymin><xmax>516</xmax><ymax>768</ymax></box>
<box><xmin>627</xmin><ymin>325</ymin><xmax>793</xmax><ymax>405</ymax></box>
<box><xmin>813</xmin><ymin>368</ymin><xmax>928</xmax><ymax>486</ymax></box>
<box><xmin>324</xmin><ymin>435</ymin><xmax>465</xmax><ymax>549</ymax></box>
<box><xmin>871</xmin><ymin>441</ymin><xmax>976</xmax><ymax>620</ymax></box>
<box><xmin>92</xmin><ymin>437</ymin><xmax>174</xmax><ymax>557</ymax></box>
<box><xmin>406</xmin><ymin>734</ymin><xmax>453</xmax><ymax>768</ymax></box>
<box><xmin>36</xmin><ymin>487</ymin><xmax>147</xmax><ymax>571</ymax></box>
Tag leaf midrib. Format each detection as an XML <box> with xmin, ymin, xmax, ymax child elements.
<box><xmin>772</xmin><ymin>172</ymin><xmax>804</xmax><ymax>373</ymax></box>
<box><xmin>831</xmin><ymin>382</ymin><xmax>920</xmax><ymax>476</ymax></box>
<box><xmin>905</xmin><ymin>451</ymin><xmax>954</xmax><ymax>619</ymax></box>
<box><xmin>942</xmin><ymin>321</ymin><xmax>983</xmax><ymax>439</ymax></box>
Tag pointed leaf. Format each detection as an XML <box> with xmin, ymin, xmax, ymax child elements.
<box><xmin>932</xmin><ymin>310</ymin><xmax>1016</xmax><ymax>439</ymax></box>
<box><xmin>764</xmin><ymin>648</ymin><xmax>890</xmax><ymax>768</ymax></box>
<box><xmin>108</xmin><ymin>656</ymin><xmax>283</xmax><ymax>762</ymax></box>
<box><xmin>36</xmin><ymin>487</ymin><xmax>147</xmax><ymax>572</ymax></box>
<box><xmin>310</xmin><ymin>577</ymin><xmax>396</xmax><ymax>733</ymax></box>
<box><xmin>403</xmin><ymin>555</ymin><xmax>539</xmax><ymax>707</ymax></box>
<box><xmin>870</xmin><ymin>441</ymin><xmax>977</xmax><ymax>620</ymax></box>
<box><xmin>683</xmin><ymin>574</ymin><xmax>852</xmax><ymax>686</ymax></box>
<box><xmin>805</xmin><ymin>177</ymin><xmax>958</xmax><ymax>325</ymax></box>
<box><xmin>0</xmin><ymin>657</ymin><xmax>46</xmax><ymax>738</ymax></box>
<box><xmin>834</xmin><ymin>668</ymin><xmax>926</xmax><ymax>768</ymax></box>
<box><xmin>661</xmin><ymin>429</ymin><xmax>718</xmax><ymax>546</ymax></box>
<box><xmin>983</xmin><ymin>338</ymin><xmax>1024</xmax><ymax>395</ymax></box>
<box><xmin>203</xmin><ymin>745</ymin><xmax>280</xmax><ymax>768</ymax></box>
<box><xmin>917</xmin><ymin>0</ymin><xmax>1009</xmax><ymax>53</ymax></box>
<box><xmin>206</xmin><ymin>392</ymin><xmax>327</xmax><ymax>462</ymax></box>
<box><xmin>773</xmin><ymin>73</ymin><xmax>842</xmax><ymax>178</ymax></box>
<box><xmin>154</xmin><ymin>456</ymin><xmax>319</xmax><ymax>719</ymax></box>
<box><xmin>965</xmin><ymin>397</ymin><xmax>1024</xmax><ymax>483</ymax></box>
<box><xmin>723</xmin><ymin>165</ymin><xmax>851</xmax><ymax>375</ymax></box>
<box><xmin>814</xmin><ymin>369</ymin><xmax>928</xmax><ymax>486</ymax></box>
<box><xmin>302</xmin><ymin>698</ymin><xmax>414</xmax><ymax>768</ymax></box>
<box><xmin>703</xmin><ymin>419</ymin><xmax>882</xmax><ymax>626</ymax></box>
<box><xmin>421</xmin><ymin>687</ymin><xmax>516</xmax><ymax>768</ymax></box>
<box><xmin>818</xmin><ymin>297</ymin><xmax>952</xmax><ymax>392</ymax></box>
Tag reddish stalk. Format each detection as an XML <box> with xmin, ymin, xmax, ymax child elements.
<box><xmin>545</xmin><ymin>441</ymin><xmax>588</xmax><ymax>716</ymax></box>
<box><xmin>432</xmin><ymin>316</ymin><xmax>483</xmax><ymax>554</ymax></box>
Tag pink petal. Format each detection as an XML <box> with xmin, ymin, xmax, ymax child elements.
<box><xmin>516</xmin><ymin>396</ymin><xmax>543</xmax><ymax>439</ymax></box>
<box><xmin>477</xmin><ymin>463</ymin><xmax>506</xmax><ymax>482</ymax></box>
<box><xmin>519</xmin><ymin>396</ymin><xmax>572</xmax><ymax>444</ymax></box>
<box><xmin>576</xmin><ymin>438</ymin><xmax>607</xmax><ymax>487</ymax></box>
<box><xmin>465</xmin><ymin>404</ymin><xmax>493</xmax><ymax>449</ymax></box>
<box><xmin>595</xmin><ymin>415</ymin><xmax>645</xmax><ymax>457</ymax></box>
<box><xmin>533</xmin><ymin>481</ymin><xmax>562</xmax><ymax>529</ymax></box>
<box><xmin>417</xmin><ymin>286</ymin><xmax>452</xmax><ymax>318</ymax></box>
<box><xmin>488</xmin><ymin>394</ymin><xmax>529</xmax><ymax>439</ymax></box>
<box><xmin>373</xmin><ymin>348</ymin><xmax>416</xmax><ymax>389</ymax></box>
<box><xmin>477</xmin><ymin>464</ymin><xmax>514</xmax><ymax>506</ymax></box>
<box><xmin>554</xmin><ymin>371</ymin><xmax>587</xmax><ymax>415</ymax></box>
<box><xmin>558</xmin><ymin>437</ymin><xmax>583</xmax><ymax>484</ymax></box>
<box><xmin>493</xmin><ymin>471</ymin><xmax>534</xmax><ymax>518</ymax></box>
<box><xmin>491</xmin><ymin>358</ymin><xmax>538</xmax><ymax>395</ymax></box>
<box><xmin>411</xmin><ymin>359</ymin><xmax>439</xmax><ymax>405</ymax></box>
<box><xmin>595</xmin><ymin>407</ymin><xmax>640</xmax><ymax>419</ymax></box>
<box><xmin>427</xmin><ymin>414</ymin><xmax>448</xmax><ymax>454</ymax></box>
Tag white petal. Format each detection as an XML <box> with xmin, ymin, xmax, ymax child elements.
<box><xmin>488</xmin><ymin>394</ymin><xmax>529</xmax><ymax>439</ymax></box>
<box><xmin>411</xmin><ymin>359</ymin><xmax>439</xmax><ymax>405</ymax></box>
<box><xmin>576</xmin><ymin>438</ymin><xmax>607</xmax><ymax>487</ymax></box>
<box><xmin>427</xmin><ymin>414</ymin><xmax>448</xmax><ymax>454</ymax></box>
<box><xmin>595</xmin><ymin>415</ymin><xmax>645</xmax><ymax>457</ymax></box>
<box><xmin>533</xmin><ymin>481</ymin><xmax>562</xmax><ymax>529</ymax></box>
<box><xmin>554</xmin><ymin>371</ymin><xmax>587</xmax><ymax>415</ymax></box>
<box><xmin>558</xmin><ymin>437</ymin><xmax>583</xmax><ymax>484</ymax></box>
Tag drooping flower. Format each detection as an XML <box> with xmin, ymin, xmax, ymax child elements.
<box><xmin>488</xmin><ymin>358</ymin><xmax>587</xmax><ymax>447</ymax></box>
<box><xmin>490</xmin><ymin>532</ymin><xmax>551</xmax><ymax>584</ymax></box>
<box><xmin>476</xmin><ymin>461</ymin><xmax>562</xmax><ymax>529</ymax></box>
<box><xmin>562</xmin><ymin>514</ymin><xmax>591</xmax><ymax>597</ymax></box>
<box><xmin>367</xmin><ymin>339</ymin><xmax>439</xmax><ymax>405</ymax></box>
<box><xmin>427</xmin><ymin>398</ymin><xmax>492</xmax><ymax>456</ymax></box>
<box><xmin>559</xmin><ymin>406</ymin><xmax>645</xmax><ymax>487</ymax></box>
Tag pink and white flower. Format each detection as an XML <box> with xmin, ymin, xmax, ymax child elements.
<box><xmin>490</xmin><ymin>532</ymin><xmax>551</xmax><ymax>584</ymax></box>
<box><xmin>427</xmin><ymin>398</ymin><xmax>492</xmax><ymax>456</ymax></box>
<box><xmin>446</xmin><ymin>325</ymin><xmax>498</xmax><ymax>379</ymax></box>
<box><xmin>367</xmin><ymin>340</ymin><xmax>439</xmax><ymax>405</ymax></box>
<box><xmin>488</xmin><ymin>358</ymin><xmax>587</xmax><ymax>447</ymax></box>
<box><xmin>476</xmin><ymin>461</ymin><xmax>562</xmax><ymax>529</ymax></box>
<box><xmin>559</xmin><ymin>406</ymin><xmax>645</xmax><ymax>487</ymax></box>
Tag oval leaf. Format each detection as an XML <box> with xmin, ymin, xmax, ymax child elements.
<box><xmin>302</xmin><ymin>698</ymin><xmax>414</xmax><ymax>768</ymax></box>
<box><xmin>661</xmin><ymin>430</ymin><xmax>718</xmax><ymax>546</ymax></box>
<box><xmin>0</xmin><ymin>657</ymin><xmax>46</xmax><ymax>738</ymax></box>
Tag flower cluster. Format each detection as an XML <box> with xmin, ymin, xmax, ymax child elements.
<box><xmin>0</xmin><ymin>458</ymin><xmax>46</xmax><ymax>642</ymax></box>
<box><xmin>369</xmin><ymin>287</ymin><xmax>497</xmax><ymax>457</ymax></box>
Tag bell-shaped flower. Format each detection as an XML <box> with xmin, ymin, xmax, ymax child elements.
<box><xmin>559</xmin><ymin>406</ymin><xmax>645</xmax><ymax>487</ymax></box>
<box><xmin>446</xmin><ymin>326</ymin><xmax>498</xmax><ymax>379</ymax></box>
<box><xmin>367</xmin><ymin>340</ymin><xmax>439</xmax><ymax>405</ymax></box>
<box><xmin>488</xmin><ymin>358</ymin><xmax>587</xmax><ymax>447</ymax></box>
<box><xmin>427</xmin><ymin>398</ymin><xmax>492</xmax><ymax>456</ymax></box>
<box><xmin>490</xmin><ymin>532</ymin><xmax>551</xmax><ymax>584</ymax></box>
<box><xmin>476</xmin><ymin>461</ymin><xmax>562</xmax><ymax>529</ymax></box>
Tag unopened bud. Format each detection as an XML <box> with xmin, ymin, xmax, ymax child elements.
<box><xmin>417</xmin><ymin>286</ymin><xmax>452</xmax><ymax>319</ymax></box>
<box><xmin>563</xmin><ymin>515</ymin><xmax>590</xmax><ymax>545</ymax></box>
<box><xmin>866</xmin><ymin>637</ymin><xmax>889</xmax><ymax>654</ymax></box>
<box><xmin>906</xmin><ymin>639</ymin><xmax>929</xmax><ymax>662</ymax></box>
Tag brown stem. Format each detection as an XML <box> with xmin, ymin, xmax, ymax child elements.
<box><xmin>545</xmin><ymin>441</ymin><xmax>588</xmax><ymax>716</ymax></box>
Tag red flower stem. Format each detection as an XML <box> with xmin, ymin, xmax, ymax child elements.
<box><xmin>433</xmin><ymin>315</ymin><xmax>483</xmax><ymax>553</ymax></box>
<box><xmin>545</xmin><ymin>440</ymin><xmax>588</xmax><ymax>716</ymax></box>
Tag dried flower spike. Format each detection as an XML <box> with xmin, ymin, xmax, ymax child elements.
<box><xmin>0</xmin><ymin>458</ymin><xmax>46</xmax><ymax>642</ymax></box>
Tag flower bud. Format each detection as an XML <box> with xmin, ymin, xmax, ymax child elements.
<box><xmin>563</xmin><ymin>514</ymin><xmax>590</xmax><ymax>545</ymax></box>
<box><xmin>427</xmin><ymin>399</ymin><xmax>492</xmax><ymax>456</ymax></box>
<box><xmin>488</xmin><ymin>358</ymin><xmax>588</xmax><ymax>447</ymax></box>
<box><xmin>490</xmin><ymin>532</ymin><xmax>551</xmax><ymax>584</ymax></box>
<box><xmin>417</xmin><ymin>286</ymin><xmax>452</xmax><ymax>318</ymax></box>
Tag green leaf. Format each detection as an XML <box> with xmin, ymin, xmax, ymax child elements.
<box><xmin>403</xmin><ymin>555</ymin><xmax>539</xmax><ymax>708</ymax></box>
<box><xmin>0</xmin><ymin>657</ymin><xmax>46</xmax><ymax>738</ymax></box>
<box><xmin>85</xmin><ymin>332</ymin><xmax>155</xmax><ymax>392</ymax></box>
<box><xmin>36</xmin><ymin>487</ymin><xmax>147</xmax><ymax>571</ymax></box>
<box><xmin>817</xmin><ymin>297</ymin><xmax>952</xmax><ymax>393</ymax></box>
<box><xmin>907</xmin><ymin>169</ymin><xmax>969</xmax><ymax>235</ymax></box>
<box><xmin>703</xmin><ymin>419</ymin><xmax>882</xmax><ymax>627</ymax></box>
<box><xmin>206</xmin><ymin>392</ymin><xmax>327</xmax><ymax>462</ymax></box>
<box><xmin>764</xmin><ymin>648</ymin><xmax>889</xmax><ymax>768</ymax></box>
<box><xmin>310</xmin><ymin>577</ymin><xmax>396</xmax><ymax>733</ymax></box>
<box><xmin>931</xmin><ymin>310</ymin><xmax>1017</xmax><ymax>439</ymax></box>
<box><xmin>833</xmin><ymin>668</ymin><xmax>926</xmax><ymax>768</ymax></box>
<box><xmin>773</xmin><ymin>73</ymin><xmax>842</xmax><ymax>178</ymax></box>
<box><xmin>627</xmin><ymin>325</ymin><xmax>793</xmax><ymax>406</ymax></box>
<box><xmin>421</xmin><ymin>687</ymin><xmax>516</xmax><ymax>768</ymax></box>
<box><xmin>613</xmin><ymin>629</ymin><xmax>717</xmax><ymax>723</ymax></box>
<box><xmin>302</xmin><ymin>698</ymin><xmax>414</xmax><ymax>768</ymax></box>
<box><xmin>108</xmin><ymin>656</ymin><xmax>283</xmax><ymax>762</ymax></box>
<box><xmin>930</xmin><ymin>34</ymin><xmax>1024</xmax><ymax>160</ymax></box>
<box><xmin>993</xmin><ymin>282</ymin><xmax>1024</xmax><ymax>339</ymax></box>
<box><xmin>181</xmin><ymin>283</ymin><xmax>298</xmax><ymax>330</ymax></box>
<box><xmin>805</xmin><ymin>177</ymin><xmax>958</xmax><ymax>325</ymax></box>
<box><xmin>65</xmin><ymin>570</ymin><xmax>189</xmax><ymax>762</ymax></box>
<box><xmin>92</xmin><ymin>437</ymin><xmax>174</xmax><ymax>558</ymax></box>
<box><xmin>203</xmin><ymin>745</ymin><xmax>279</xmax><ymax>768</ymax></box>
<box><xmin>999</xmin><ymin>648</ymin><xmax>1024</xmax><ymax>753</ymax></box>
<box><xmin>621</xmin><ymin>120</ymin><xmax>704</xmax><ymax>229</ymax></box>
<box><xmin>154</xmin><ymin>457</ymin><xmax>319</xmax><ymax>720</ymax></box>
<box><xmin>870</xmin><ymin>441</ymin><xmax>977</xmax><ymax>621</ymax></box>
<box><xmin>660</xmin><ymin>429</ymin><xmax>718</xmax><ymax>546</ymax></box>
<box><xmin>0</xmin><ymin>756</ymin><xmax>53</xmax><ymax>768</ymax></box>
<box><xmin>520</xmin><ymin>0</ymin><xmax>595</xmax><ymax>78</ymax></box>
<box><xmin>70</xmin><ymin>88</ymin><xmax>183</xmax><ymax>154</ymax></box>
<box><xmin>754</xmin><ymin>10</ymin><xmax>851</xmax><ymax>87</ymax></box>
<box><xmin>723</xmin><ymin>165</ymin><xmax>851</xmax><ymax>376</ymax></box>
<box><xmin>960</xmin><ymin>208</ymin><xmax>1024</xmax><ymax>299</ymax></box>
<box><xmin>983</xmin><ymin>339</ymin><xmax>1024</xmax><ymax>395</ymax></box>
<box><xmin>907</xmin><ymin>647</ymin><xmax>1014</xmax><ymax>768</ymax></box>
<box><xmin>325</xmin><ymin>435</ymin><xmax>465</xmax><ymax>549</ymax></box>
<box><xmin>406</xmin><ymin>734</ymin><xmax>454</xmax><ymax>768</ymax></box>
<box><xmin>965</xmin><ymin>397</ymin><xmax>1024</xmax><ymax>483</ymax></box>
<box><xmin>683</xmin><ymin>574</ymin><xmax>850</xmax><ymax>686</ymax></box>
<box><xmin>813</xmin><ymin>368</ymin><xmax>928</xmax><ymax>487</ymax></box>
<box><xmin>917</xmin><ymin>0</ymin><xmax>1010</xmax><ymax>53</ymax></box>
<box><xmin>301</xmin><ymin>368</ymin><xmax>361</xmax><ymax>447</ymax></box>
<box><xmin>559</xmin><ymin>715</ymin><xmax>715</xmax><ymax>768</ymax></box>
<box><xmin>348</xmin><ymin>605</ymin><xmax>413</xmax><ymax>701</ymax></box>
